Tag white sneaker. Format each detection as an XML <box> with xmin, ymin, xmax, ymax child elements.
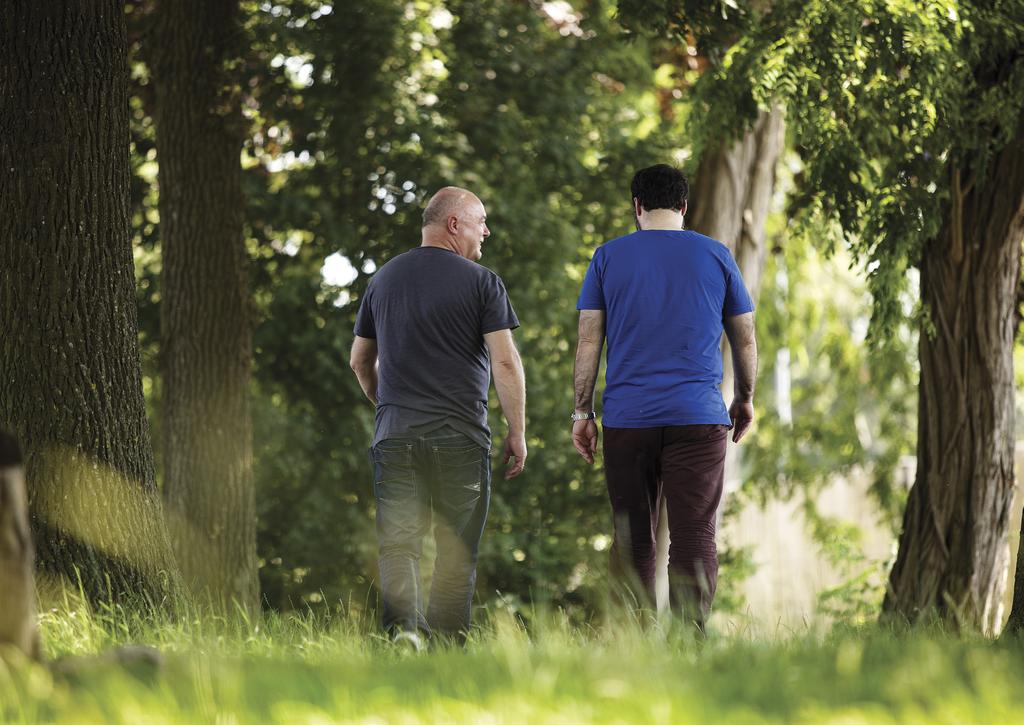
<box><xmin>391</xmin><ymin>630</ymin><xmax>425</xmax><ymax>653</ymax></box>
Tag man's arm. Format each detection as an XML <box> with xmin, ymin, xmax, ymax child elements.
<box><xmin>572</xmin><ymin>309</ymin><xmax>605</xmax><ymax>464</ymax></box>
<box><xmin>484</xmin><ymin>328</ymin><xmax>527</xmax><ymax>479</ymax></box>
<box><xmin>723</xmin><ymin>312</ymin><xmax>757</xmax><ymax>443</ymax></box>
<box><xmin>349</xmin><ymin>336</ymin><xmax>379</xmax><ymax>406</ymax></box>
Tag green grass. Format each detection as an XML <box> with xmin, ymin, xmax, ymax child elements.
<box><xmin>2</xmin><ymin>599</ymin><xmax>1024</xmax><ymax>724</ymax></box>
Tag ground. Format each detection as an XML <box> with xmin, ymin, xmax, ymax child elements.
<box><xmin>2</xmin><ymin>603</ymin><xmax>1022</xmax><ymax>724</ymax></box>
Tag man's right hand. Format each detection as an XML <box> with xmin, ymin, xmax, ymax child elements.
<box><xmin>729</xmin><ymin>398</ymin><xmax>754</xmax><ymax>443</ymax></box>
<box><xmin>572</xmin><ymin>419</ymin><xmax>599</xmax><ymax>464</ymax></box>
<box><xmin>502</xmin><ymin>433</ymin><xmax>527</xmax><ymax>479</ymax></box>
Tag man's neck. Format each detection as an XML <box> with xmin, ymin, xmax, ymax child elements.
<box><xmin>639</xmin><ymin>209</ymin><xmax>684</xmax><ymax>231</ymax></box>
<box><xmin>421</xmin><ymin>237</ymin><xmax>456</xmax><ymax>253</ymax></box>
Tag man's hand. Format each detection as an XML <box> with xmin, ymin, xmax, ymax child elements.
<box><xmin>502</xmin><ymin>433</ymin><xmax>527</xmax><ymax>479</ymax></box>
<box><xmin>572</xmin><ymin>419</ymin><xmax>599</xmax><ymax>464</ymax></box>
<box><xmin>729</xmin><ymin>398</ymin><xmax>754</xmax><ymax>443</ymax></box>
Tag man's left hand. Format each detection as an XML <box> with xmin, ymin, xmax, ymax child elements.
<box><xmin>729</xmin><ymin>398</ymin><xmax>754</xmax><ymax>443</ymax></box>
<box><xmin>502</xmin><ymin>433</ymin><xmax>527</xmax><ymax>479</ymax></box>
<box><xmin>572</xmin><ymin>419</ymin><xmax>599</xmax><ymax>464</ymax></box>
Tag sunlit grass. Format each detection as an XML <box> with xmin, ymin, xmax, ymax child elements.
<box><xmin>2</xmin><ymin>596</ymin><xmax>1024</xmax><ymax>724</ymax></box>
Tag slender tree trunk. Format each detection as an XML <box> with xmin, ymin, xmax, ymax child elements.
<box><xmin>884</xmin><ymin>117</ymin><xmax>1024</xmax><ymax>634</ymax></box>
<box><xmin>696</xmin><ymin>106</ymin><xmax>785</xmax><ymax>495</ymax></box>
<box><xmin>0</xmin><ymin>1</ymin><xmax>180</xmax><ymax>606</ymax></box>
<box><xmin>149</xmin><ymin>0</ymin><xmax>257</xmax><ymax>614</ymax></box>
<box><xmin>1009</xmin><ymin>489</ymin><xmax>1024</xmax><ymax>634</ymax></box>
<box><xmin>0</xmin><ymin>432</ymin><xmax>39</xmax><ymax>660</ymax></box>
<box><xmin>655</xmin><ymin>108</ymin><xmax>785</xmax><ymax>608</ymax></box>
<box><xmin>690</xmin><ymin>108</ymin><xmax>786</xmax><ymax>296</ymax></box>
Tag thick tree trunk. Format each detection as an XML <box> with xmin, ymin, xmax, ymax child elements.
<box><xmin>0</xmin><ymin>1</ymin><xmax>180</xmax><ymax>606</ymax></box>
<box><xmin>0</xmin><ymin>432</ymin><xmax>39</xmax><ymax>660</ymax></box>
<box><xmin>149</xmin><ymin>0</ymin><xmax>257</xmax><ymax>613</ymax></box>
<box><xmin>884</xmin><ymin>119</ymin><xmax>1024</xmax><ymax>634</ymax></box>
<box><xmin>655</xmin><ymin>108</ymin><xmax>785</xmax><ymax>608</ymax></box>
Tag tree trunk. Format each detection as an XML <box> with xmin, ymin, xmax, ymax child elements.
<box><xmin>0</xmin><ymin>432</ymin><xmax>39</xmax><ymax>660</ymax></box>
<box><xmin>884</xmin><ymin>118</ymin><xmax>1024</xmax><ymax>634</ymax></box>
<box><xmin>149</xmin><ymin>0</ymin><xmax>257</xmax><ymax>614</ymax></box>
<box><xmin>0</xmin><ymin>1</ymin><xmax>181</xmax><ymax>606</ymax></box>
<box><xmin>655</xmin><ymin>107</ymin><xmax>786</xmax><ymax>608</ymax></box>
<box><xmin>690</xmin><ymin>108</ymin><xmax>786</xmax><ymax>295</ymax></box>
<box><xmin>1009</xmin><ymin>489</ymin><xmax>1024</xmax><ymax>634</ymax></box>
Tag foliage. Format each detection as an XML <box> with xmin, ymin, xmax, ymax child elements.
<box><xmin>620</xmin><ymin>0</ymin><xmax>1024</xmax><ymax>338</ymax></box>
<box><xmin>126</xmin><ymin>0</ymin><xmax>701</xmax><ymax>610</ymax></box>
<box><xmin>120</xmin><ymin>0</ymin><xmax>968</xmax><ymax>623</ymax></box>
<box><xmin>5</xmin><ymin>603</ymin><xmax>1024</xmax><ymax>722</ymax></box>
<box><xmin>738</xmin><ymin>215</ymin><xmax>916</xmax><ymax>525</ymax></box>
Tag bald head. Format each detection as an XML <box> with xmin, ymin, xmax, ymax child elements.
<box><xmin>422</xmin><ymin>186</ymin><xmax>479</xmax><ymax>228</ymax></box>
<box><xmin>420</xmin><ymin>186</ymin><xmax>490</xmax><ymax>261</ymax></box>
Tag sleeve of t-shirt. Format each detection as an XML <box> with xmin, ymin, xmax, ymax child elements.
<box><xmin>576</xmin><ymin>247</ymin><xmax>605</xmax><ymax>310</ymax></box>
<box><xmin>723</xmin><ymin>252</ymin><xmax>755</xmax><ymax>317</ymax></box>
<box><xmin>353</xmin><ymin>287</ymin><xmax>376</xmax><ymax>338</ymax></box>
<box><xmin>480</xmin><ymin>272</ymin><xmax>520</xmax><ymax>334</ymax></box>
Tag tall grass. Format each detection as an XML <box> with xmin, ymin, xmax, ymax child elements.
<box><xmin>2</xmin><ymin>594</ymin><xmax>1024</xmax><ymax>724</ymax></box>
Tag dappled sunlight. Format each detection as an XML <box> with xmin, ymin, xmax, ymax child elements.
<box><xmin>28</xmin><ymin>446</ymin><xmax>260</xmax><ymax>612</ymax></box>
<box><xmin>30</xmin><ymin>447</ymin><xmax>169</xmax><ymax>579</ymax></box>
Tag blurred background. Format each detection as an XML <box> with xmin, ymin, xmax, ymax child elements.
<box><xmin>107</xmin><ymin>0</ymin><xmax>1021</xmax><ymax>628</ymax></box>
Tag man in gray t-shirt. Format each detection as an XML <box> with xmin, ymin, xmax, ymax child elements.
<box><xmin>350</xmin><ymin>186</ymin><xmax>526</xmax><ymax>645</ymax></box>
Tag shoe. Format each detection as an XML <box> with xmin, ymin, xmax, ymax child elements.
<box><xmin>391</xmin><ymin>630</ymin><xmax>425</xmax><ymax>653</ymax></box>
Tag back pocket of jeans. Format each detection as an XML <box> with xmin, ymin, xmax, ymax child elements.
<box><xmin>372</xmin><ymin>442</ymin><xmax>415</xmax><ymax>502</ymax></box>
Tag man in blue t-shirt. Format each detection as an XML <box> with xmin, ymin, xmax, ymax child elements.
<box><xmin>572</xmin><ymin>164</ymin><xmax>758</xmax><ymax>629</ymax></box>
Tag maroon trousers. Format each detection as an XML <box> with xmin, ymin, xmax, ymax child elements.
<box><xmin>602</xmin><ymin>424</ymin><xmax>728</xmax><ymax>623</ymax></box>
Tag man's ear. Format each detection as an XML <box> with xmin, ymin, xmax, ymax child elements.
<box><xmin>447</xmin><ymin>214</ymin><xmax>459</xmax><ymax>235</ymax></box>
<box><xmin>681</xmin><ymin>200</ymin><xmax>688</xmax><ymax>217</ymax></box>
<box><xmin>633</xmin><ymin>198</ymin><xmax>642</xmax><ymax>218</ymax></box>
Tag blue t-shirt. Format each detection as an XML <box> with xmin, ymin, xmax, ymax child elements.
<box><xmin>576</xmin><ymin>229</ymin><xmax>754</xmax><ymax>428</ymax></box>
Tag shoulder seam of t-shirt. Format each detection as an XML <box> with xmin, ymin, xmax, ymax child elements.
<box><xmin>482</xmin><ymin>268</ymin><xmax>504</xmax><ymax>283</ymax></box>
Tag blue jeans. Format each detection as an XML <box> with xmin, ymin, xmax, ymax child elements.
<box><xmin>370</xmin><ymin>426</ymin><xmax>490</xmax><ymax>637</ymax></box>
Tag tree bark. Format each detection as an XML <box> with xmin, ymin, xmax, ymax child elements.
<box><xmin>0</xmin><ymin>432</ymin><xmax>40</xmax><ymax>660</ymax></box>
<box><xmin>149</xmin><ymin>0</ymin><xmax>257</xmax><ymax>614</ymax></box>
<box><xmin>0</xmin><ymin>1</ymin><xmax>181</xmax><ymax>606</ymax></box>
<box><xmin>655</xmin><ymin>107</ymin><xmax>785</xmax><ymax>608</ymax></box>
<box><xmin>884</xmin><ymin>116</ymin><xmax>1024</xmax><ymax>634</ymax></box>
<box><xmin>690</xmin><ymin>108</ymin><xmax>786</xmax><ymax>295</ymax></box>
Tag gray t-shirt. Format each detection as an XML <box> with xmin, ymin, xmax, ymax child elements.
<box><xmin>354</xmin><ymin>246</ymin><xmax>519</xmax><ymax>449</ymax></box>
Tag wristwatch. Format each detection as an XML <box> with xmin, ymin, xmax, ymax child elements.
<box><xmin>570</xmin><ymin>411</ymin><xmax>597</xmax><ymax>421</ymax></box>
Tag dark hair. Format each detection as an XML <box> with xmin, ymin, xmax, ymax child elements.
<box><xmin>630</xmin><ymin>164</ymin><xmax>688</xmax><ymax>212</ymax></box>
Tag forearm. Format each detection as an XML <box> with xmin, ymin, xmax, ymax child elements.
<box><xmin>492</xmin><ymin>356</ymin><xmax>526</xmax><ymax>436</ymax></box>
<box><xmin>730</xmin><ymin>337</ymin><xmax>757</xmax><ymax>401</ymax></box>
<box><xmin>574</xmin><ymin>310</ymin><xmax>605</xmax><ymax>413</ymax></box>
<box><xmin>349</xmin><ymin>336</ymin><xmax>379</xmax><ymax>407</ymax></box>
<box><xmin>573</xmin><ymin>340</ymin><xmax>601</xmax><ymax>412</ymax></box>
<box><xmin>352</xmin><ymin>364</ymin><xmax>379</xmax><ymax>406</ymax></box>
<box><xmin>724</xmin><ymin>312</ymin><xmax>757</xmax><ymax>401</ymax></box>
